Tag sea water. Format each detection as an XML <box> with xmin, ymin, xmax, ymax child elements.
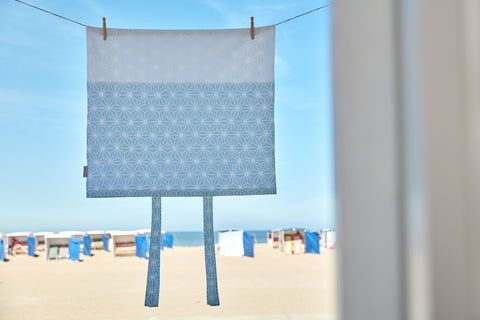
<box><xmin>170</xmin><ymin>230</ymin><xmax>268</xmax><ymax>247</ymax></box>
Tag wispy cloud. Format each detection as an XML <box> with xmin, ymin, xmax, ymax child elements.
<box><xmin>81</xmin><ymin>0</ymin><xmax>106</xmax><ymax>20</ymax></box>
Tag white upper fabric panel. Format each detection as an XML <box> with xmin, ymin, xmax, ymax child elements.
<box><xmin>86</xmin><ymin>26</ymin><xmax>275</xmax><ymax>84</ymax></box>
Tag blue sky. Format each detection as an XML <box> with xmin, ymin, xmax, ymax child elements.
<box><xmin>0</xmin><ymin>0</ymin><xmax>333</xmax><ymax>232</ymax></box>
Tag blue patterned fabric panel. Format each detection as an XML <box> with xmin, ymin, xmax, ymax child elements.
<box><xmin>87</xmin><ymin>82</ymin><xmax>276</xmax><ymax>198</ymax></box>
<box><xmin>145</xmin><ymin>196</ymin><xmax>161</xmax><ymax>307</ymax></box>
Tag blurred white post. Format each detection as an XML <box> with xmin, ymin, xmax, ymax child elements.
<box><xmin>333</xmin><ymin>1</ymin><xmax>480</xmax><ymax>320</ymax></box>
<box><xmin>333</xmin><ymin>1</ymin><xmax>405</xmax><ymax>320</ymax></box>
<box><xmin>400</xmin><ymin>1</ymin><xmax>480</xmax><ymax>319</ymax></box>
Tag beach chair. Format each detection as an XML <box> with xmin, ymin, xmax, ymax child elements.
<box><xmin>58</xmin><ymin>247</ymin><xmax>69</xmax><ymax>259</ymax></box>
<box><xmin>11</xmin><ymin>237</ymin><xmax>28</xmax><ymax>254</ymax></box>
<box><xmin>45</xmin><ymin>234</ymin><xmax>72</xmax><ymax>260</ymax></box>
<box><xmin>267</xmin><ymin>232</ymin><xmax>273</xmax><ymax>247</ymax></box>
<box><xmin>292</xmin><ymin>232</ymin><xmax>304</xmax><ymax>255</ymax></box>
<box><xmin>34</xmin><ymin>232</ymin><xmax>54</xmax><ymax>252</ymax></box>
<box><xmin>48</xmin><ymin>246</ymin><xmax>59</xmax><ymax>260</ymax></box>
<box><xmin>284</xmin><ymin>235</ymin><xmax>292</xmax><ymax>255</ymax></box>
<box><xmin>111</xmin><ymin>231</ymin><xmax>137</xmax><ymax>257</ymax></box>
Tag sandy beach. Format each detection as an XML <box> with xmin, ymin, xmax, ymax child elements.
<box><xmin>0</xmin><ymin>244</ymin><xmax>336</xmax><ymax>320</ymax></box>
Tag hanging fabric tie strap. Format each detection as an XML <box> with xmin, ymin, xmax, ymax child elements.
<box><xmin>203</xmin><ymin>196</ymin><xmax>220</xmax><ymax>306</ymax></box>
<box><xmin>145</xmin><ymin>196</ymin><xmax>162</xmax><ymax>307</ymax></box>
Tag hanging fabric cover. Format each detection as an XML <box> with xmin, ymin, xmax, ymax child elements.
<box><xmin>144</xmin><ymin>234</ymin><xmax>151</xmax><ymax>255</ymax></box>
<box><xmin>0</xmin><ymin>239</ymin><xmax>5</xmax><ymax>261</ymax></box>
<box><xmin>68</xmin><ymin>238</ymin><xmax>81</xmax><ymax>261</ymax></box>
<box><xmin>164</xmin><ymin>233</ymin><xmax>174</xmax><ymax>248</ymax></box>
<box><xmin>305</xmin><ymin>231</ymin><xmax>320</xmax><ymax>254</ymax></box>
<box><xmin>102</xmin><ymin>233</ymin><xmax>109</xmax><ymax>251</ymax></box>
<box><xmin>135</xmin><ymin>235</ymin><xmax>147</xmax><ymax>259</ymax></box>
<box><xmin>243</xmin><ymin>232</ymin><xmax>255</xmax><ymax>257</ymax></box>
<box><xmin>160</xmin><ymin>233</ymin><xmax>166</xmax><ymax>251</ymax></box>
<box><xmin>27</xmin><ymin>236</ymin><xmax>36</xmax><ymax>257</ymax></box>
<box><xmin>83</xmin><ymin>236</ymin><xmax>92</xmax><ymax>256</ymax></box>
<box><xmin>86</xmin><ymin>25</ymin><xmax>276</xmax><ymax>307</ymax></box>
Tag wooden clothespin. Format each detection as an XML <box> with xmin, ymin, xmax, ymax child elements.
<box><xmin>83</xmin><ymin>166</ymin><xmax>88</xmax><ymax>178</ymax></box>
<box><xmin>250</xmin><ymin>17</ymin><xmax>254</xmax><ymax>40</ymax></box>
<box><xmin>103</xmin><ymin>17</ymin><xmax>107</xmax><ymax>40</ymax></box>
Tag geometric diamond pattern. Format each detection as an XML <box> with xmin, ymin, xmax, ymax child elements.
<box><xmin>87</xmin><ymin>82</ymin><xmax>276</xmax><ymax>197</ymax></box>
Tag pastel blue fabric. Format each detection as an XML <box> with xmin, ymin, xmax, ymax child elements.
<box><xmin>86</xmin><ymin>83</ymin><xmax>276</xmax><ymax>198</ymax></box>
<box><xmin>0</xmin><ymin>239</ymin><xmax>5</xmax><ymax>261</ymax></box>
<box><xmin>83</xmin><ymin>236</ymin><xmax>92</xmax><ymax>256</ymax></box>
<box><xmin>86</xmin><ymin>26</ymin><xmax>276</xmax><ymax>307</ymax></box>
<box><xmin>27</xmin><ymin>236</ymin><xmax>36</xmax><ymax>257</ymax></box>
<box><xmin>305</xmin><ymin>231</ymin><xmax>320</xmax><ymax>254</ymax></box>
<box><xmin>102</xmin><ymin>234</ymin><xmax>109</xmax><ymax>251</ymax></box>
<box><xmin>203</xmin><ymin>197</ymin><xmax>219</xmax><ymax>306</ymax></box>
<box><xmin>242</xmin><ymin>232</ymin><xmax>255</xmax><ymax>258</ymax></box>
<box><xmin>145</xmin><ymin>196</ymin><xmax>161</xmax><ymax>307</ymax></box>
<box><xmin>69</xmin><ymin>238</ymin><xmax>81</xmax><ymax>261</ymax></box>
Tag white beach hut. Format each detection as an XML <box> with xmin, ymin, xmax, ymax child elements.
<box><xmin>34</xmin><ymin>232</ymin><xmax>55</xmax><ymax>251</ymax></box>
<box><xmin>324</xmin><ymin>230</ymin><xmax>336</xmax><ymax>249</ymax></box>
<box><xmin>136</xmin><ymin>229</ymin><xmax>151</xmax><ymax>236</ymax></box>
<box><xmin>86</xmin><ymin>230</ymin><xmax>105</xmax><ymax>250</ymax></box>
<box><xmin>105</xmin><ymin>230</ymin><xmax>122</xmax><ymax>251</ymax></box>
<box><xmin>110</xmin><ymin>231</ymin><xmax>137</xmax><ymax>257</ymax></box>
<box><xmin>267</xmin><ymin>231</ymin><xmax>273</xmax><ymax>247</ymax></box>
<box><xmin>58</xmin><ymin>231</ymin><xmax>84</xmax><ymax>239</ymax></box>
<box><xmin>44</xmin><ymin>232</ymin><xmax>84</xmax><ymax>261</ymax></box>
<box><xmin>45</xmin><ymin>234</ymin><xmax>71</xmax><ymax>260</ymax></box>
<box><xmin>279</xmin><ymin>228</ymin><xmax>306</xmax><ymax>255</ymax></box>
<box><xmin>271</xmin><ymin>229</ymin><xmax>281</xmax><ymax>249</ymax></box>
<box><xmin>218</xmin><ymin>229</ymin><xmax>255</xmax><ymax>257</ymax></box>
<box><xmin>7</xmin><ymin>232</ymin><xmax>33</xmax><ymax>254</ymax></box>
<box><xmin>218</xmin><ymin>229</ymin><xmax>244</xmax><ymax>256</ymax></box>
